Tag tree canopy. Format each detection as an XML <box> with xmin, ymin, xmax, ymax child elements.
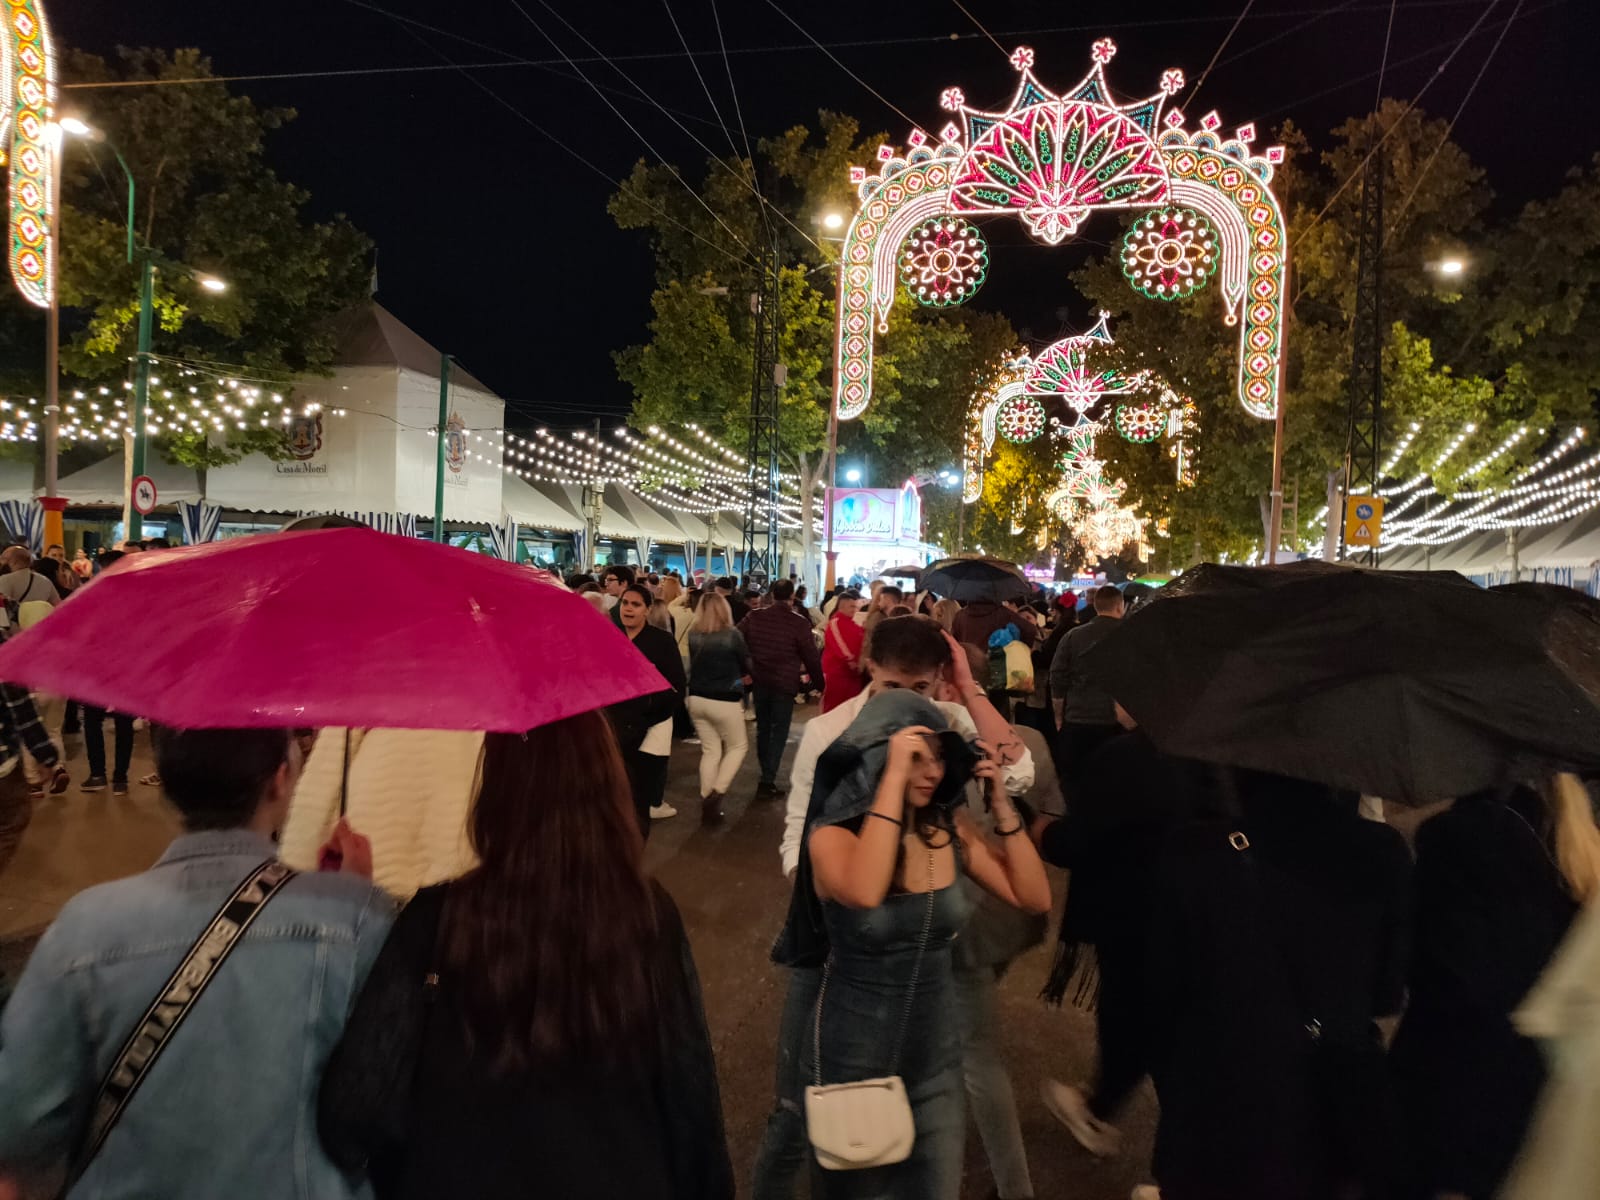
<box><xmin>0</xmin><ymin>48</ymin><xmax>373</xmax><ymax>473</ymax></box>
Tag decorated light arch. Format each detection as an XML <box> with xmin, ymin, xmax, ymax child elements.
<box><xmin>1</xmin><ymin>0</ymin><xmax>56</xmax><ymax>308</ymax></box>
<box><xmin>960</xmin><ymin>315</ymin><xmax>1201</xmax><ymax>560</ymax></box>
<box><xmin>833</xmin><ymin>38</ymin><xmax>1287</xmax><ymax>428</ymax></box>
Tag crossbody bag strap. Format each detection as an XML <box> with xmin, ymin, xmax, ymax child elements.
<box><xmin>78</xmin><ymin>859</ymin><xmax>297</xmax><ymax>1169</ymax></box>
<box><xmin>813</xmin><ymin>848</ymin><xmax>937</xmax><ymax>1086</ymax></box>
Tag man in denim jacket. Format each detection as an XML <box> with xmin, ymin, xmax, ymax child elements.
<box><xmin>0</xmin><ymin>727</ymin><xmax>393</xmax><ymax>1199</ymax></box>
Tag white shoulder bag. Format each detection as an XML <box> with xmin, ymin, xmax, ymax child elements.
<box><xmin>805</xmin><ymin>850</ymin><xmax>936</xmax><ymax>1171</ymax></box>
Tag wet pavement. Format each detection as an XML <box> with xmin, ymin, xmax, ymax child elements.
<box><xmin>1</xmin><ymin>711</ymin><xmax>1160</xmax><ymax>1199</ymax></box>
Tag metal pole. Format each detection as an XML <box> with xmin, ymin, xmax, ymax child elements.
<box><xmin>127</xmin><ymin>251</ymin><xmax>155</xmax><ymax>541</ymax></box>
<box><xmin>43</xmin><ymin>133</ymin><xmax>61</xmax><ymax>504</ymax></box>
<box><xmin>956</xmin><ymin>484</ymin><xmax>966</xmax><ymax>555</ymax></box>
<box><xmin>433</xmin><ymin>354</ymin><xmax>450</xmax><ymax>542</ymax></box>
<box><xmin>1267</xmin><ymin>403</ymin><xmax>1286</xmax><ymax>564</ymax></box>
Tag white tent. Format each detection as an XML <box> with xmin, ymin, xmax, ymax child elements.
<box><xmin>0</xmin><ymin>460</ymin><xmax>33</xmax><ymax>503</ymax></box>
<box><xmin>54</xmin><ymin>448</ymin><xmax>202</xmax><ymax>507</ymax></box>
<box><xmin>202</xmin><ymin>303</ymin><xmax>505</xmax><ymax>525</ymax></box>
<box><xmin>501</xmin><ymin>473</ymin><xmax>582</xmax><ymax>531</ymax></box>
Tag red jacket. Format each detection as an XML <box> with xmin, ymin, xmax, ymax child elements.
<box><xmin>820</xmin><ymin>613</ymin><xmax>866</xmax><ymax>712</ymax></box>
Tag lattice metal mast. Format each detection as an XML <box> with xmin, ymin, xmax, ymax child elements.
<box><xmin>1339</xmin><ymin>146</ymin><xmax>1384</xmax><ymax>564</ymax></box>
<box><xmin>740</xmin><ymin>225</ymin><xmax>782</xmax><ymax>583</ymax></box>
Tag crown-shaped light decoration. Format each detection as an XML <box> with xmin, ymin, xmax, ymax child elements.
<box><xmin>943</xmin><ymin>41</ymin><xmax>1185</xmax><ymax>244</ymax></box>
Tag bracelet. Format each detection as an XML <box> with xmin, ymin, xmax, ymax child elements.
<box><xmin>994</xmin><ymin>821</ymin><xmax>1026</xmax><ymax>836</ymax></box>
<box><xmin>866</xmin><ymin>811</ymin><xmax>905</xmax><ymax>829</ymax></box>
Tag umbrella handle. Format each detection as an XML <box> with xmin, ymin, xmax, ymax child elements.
<box><xmin>339</xmin><ymin>728</ymin><xmax>351</xmax><ymax>819</ymax></box>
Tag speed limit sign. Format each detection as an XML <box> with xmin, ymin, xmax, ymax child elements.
<box><xmin>132</xmin><ymin>475</ymin><xmax>159</xmax><ymax>515</ymax></box>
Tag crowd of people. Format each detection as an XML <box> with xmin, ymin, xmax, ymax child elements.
<box><xmin>1</xmin><ymin>552</ymin><xmax>1598</xmax><ymax>1200</ymax></box>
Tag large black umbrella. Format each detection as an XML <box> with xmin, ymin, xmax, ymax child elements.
<box><xmin>1082</xmin><ymin>561</ymin><xmax>1600</xmax><ymax>802</ymax></box>
<box><xmin>921</xmin><ymin>556</ymin><xmax>1031</xmax><ymax>604</ymax></box>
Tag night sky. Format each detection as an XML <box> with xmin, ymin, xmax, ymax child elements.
<box><xmin>57</xmin><ymin>0</ymin><xmax>1595</xmax><ymax>425</ymax></box>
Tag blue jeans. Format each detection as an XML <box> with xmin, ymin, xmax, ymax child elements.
<box><xmin>751</xmin><ymin>966</ymin><xmax>821</xmax><ymax>1200</ymax></box>
<box><xmin>753</xmin><ymin>686</ymin><xmax>796</xmax><ymax>787</ymax></box>
<box><xmin>955</xmin><ymin>966</ymin><xmax>1035</xmax><ymax>1199</ymax></box>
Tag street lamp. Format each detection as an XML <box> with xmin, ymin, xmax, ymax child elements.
<box><xmin>845</xmin><ymin>468</ymin><xmax>862</xmax><ymax>483</ymax></box>
<box><xmin>821</xmin><ymin>211</ymin><xmax>845</xmax><ymax>231</ymax></box>
<box><xmin>1434</xmin><ymin>258</ymin><xmax>1466</xmax><ymax>276</ymax></box>
<box><xmin>60</xmin><ymin>118</ymin><xmax>227</xmax><ymax>539</ymax></box>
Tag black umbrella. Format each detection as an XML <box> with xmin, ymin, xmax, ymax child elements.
<box><xmin>920</xmin><ymin>556</ymin><xmax>1031</xmax><ymax>604</ymax></box>
<box><xmin>280</xmin><ymin>513</ymin><xmax>366</xmax><ymax>531</ymax></box>
<box><xmin>1082</xmin><ymin>561</ymin><xmax>1600</xmax><ymax>803</ymax></box>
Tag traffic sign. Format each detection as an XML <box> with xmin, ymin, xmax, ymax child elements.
<box><xmin>132</xmin><ymin>475</ymin><xmax>159</xmax><ymax>516</ymax></box>
<box><xmin>1345</xmin><ymin>494</ymin><xmax>1385</xmax><ymax>547</ymax></box>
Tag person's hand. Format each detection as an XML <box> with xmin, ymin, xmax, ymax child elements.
<box><xmin>741</xmin><ymin>675</ymin><xmax>754</xmax><ymax>686</ymax></box>
<box><xmin>940</xmin><ymin>630</ymin><xmax>977</xmax><ymax>696</ymax></box>
<box><xmin>970</xmin><ymin>752</ymin><xmax>1011</xmax><ymax>811</ymax></box>
<box><xmin>318</xmin><ymin>818</ymin><xmax>375</xmax><ymax>879</ymax></box>
<box><xmin>887</xmin><ymin>725</ymin><xmax>936</xmax><ymax>774</ymax></box>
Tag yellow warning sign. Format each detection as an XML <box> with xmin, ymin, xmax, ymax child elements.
<box><xmin>1345</xmin><ymin>495</ymin><xmax>1385</xmax><ymax>547</ymax></box>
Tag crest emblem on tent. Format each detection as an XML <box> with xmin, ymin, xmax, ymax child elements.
<box><xmin>446</xmin><ymin>412</ymin><xmax>468</xmax><ymax>475</ymax></box>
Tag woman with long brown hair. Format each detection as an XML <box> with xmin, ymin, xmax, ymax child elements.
<box><xmin>318</xmin><ymin>711</ymin><xmax>733</xmax><ymax>1200</ymax></box>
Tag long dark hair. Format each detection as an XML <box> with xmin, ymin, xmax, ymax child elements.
<box><xmin>440</xmin><ymin>710</ymin><xmax>660</xmax><ymax>1073</ymax></box>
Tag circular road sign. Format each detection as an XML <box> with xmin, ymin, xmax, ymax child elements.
<box><xmin>132</xmin><ymin>475</ymin><xmax>159</xmax><ymax>515</ymax></box>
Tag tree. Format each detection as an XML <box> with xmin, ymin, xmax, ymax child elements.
<box><xmin>3</xmin><ymin>48</ymin><xmax>374</xmax><ymax>482</ymax></box>
<box><xmin>610</xmin><ymin>112</ymin><xmax>1017</xmax><ymax>583</ymax></box>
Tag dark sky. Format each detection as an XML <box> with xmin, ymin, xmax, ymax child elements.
<box><xmin>58</xmin><ymin>0</ymin><xmax>1593</xmax><ymax>425</ymax></box>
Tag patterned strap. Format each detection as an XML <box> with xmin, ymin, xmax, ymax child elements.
<box><xmin>78</xmin><ymin>860</ymin><xmax>296</xmax><ymax>1168</ymax></box>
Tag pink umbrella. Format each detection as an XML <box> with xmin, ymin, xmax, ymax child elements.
<box><xmin>0</xmin><ymin>528</ymin><xmax>666</xmax><ymax>731</ymax></box>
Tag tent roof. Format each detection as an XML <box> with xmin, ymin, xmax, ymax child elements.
<box><xmin>0</xmin><ymin>459</ymin><xmax>33</xmax><ymax>503</ymax></box>
<box><xmin>502</xmin><ymin>473</ymin><xmax>582</xmax><ymax>532</ymax></box>
<box><xmin>603</xmin><ymin>485</ymin><xmax>695</xmax><ymax>543</ymax></box>
<box><xmin>55</xmin><ymin>448</ymin><xmax>201</xmax><ymax>506</ymax></box>
<box><xmin>330</xmin><ymin>302</ymin><xmax>495</xmax><ymax>394</ymax></box>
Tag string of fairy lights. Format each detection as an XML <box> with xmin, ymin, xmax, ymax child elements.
<box><xmin>1313</xmin><ymin>423</ymin><xmax>1598</xmax><ymax>549</ymax></box>
<box><xmin>2</xmin><ymin>355</ymin><xmax>809</xmax><ymax>526</ymax></box>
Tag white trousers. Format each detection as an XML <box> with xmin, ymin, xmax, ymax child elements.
<box><xmin>686</xmin><ymin>695</ymin><xmax>748</xmax><ymax>798</ymax></box>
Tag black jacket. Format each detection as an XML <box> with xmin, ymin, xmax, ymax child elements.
<box><xmin>319</xmin><ymin>882</ymin><xmax>734</xmax><ymax>1200</ymax></box>
<box><xmin>604</xmin><ymin>624</ymin><xmax>686</xmax><ymax>752</ymax></box>
<box><xmin>1391</xmin><ymin>790</ymin><xmax>1579</xmax><ymax>1197</ymax></box>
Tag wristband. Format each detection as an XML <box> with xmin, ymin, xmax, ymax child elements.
<box><xmin>866</xmin><ymin>811</ymin><xmax>904</xmax><ymax>829</ymax></box>
<box><xmin>994</xmin><ymin>821</ymin><xmax>1026</xmax><ymax>837</ymax></box>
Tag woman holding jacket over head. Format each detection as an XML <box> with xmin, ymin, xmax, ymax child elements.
<box><xmin>791</xmin><ymin>689</ymin><xmax>1050</xmax><ymax>1200</ymax></box>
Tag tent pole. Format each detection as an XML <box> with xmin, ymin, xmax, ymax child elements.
<box><xmin>433</xmin><ymin>354</ymin><xmax>450</xmax><ymax>542</ymax></box>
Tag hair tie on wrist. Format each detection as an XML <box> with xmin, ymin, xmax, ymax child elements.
<box><xmin>866</xmin><ymin>811</ymin><xmax>904</xmax><ymax>829</ymax></box>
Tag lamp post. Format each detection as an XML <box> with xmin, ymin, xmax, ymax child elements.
<box><xmin>816</xmin><ymin>208</ymin><xmax>847</xmax><ymax>591</ymax></box>
<box><xmin>61</xmin><ymin>119</ymin><xmax>226</xmax><ymax>541</ymax></box>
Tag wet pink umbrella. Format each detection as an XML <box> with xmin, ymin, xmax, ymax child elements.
<box><xmin>0</xmin><ymin>528</ymin><xmax>665</xmax><ymax>731</ymax></box>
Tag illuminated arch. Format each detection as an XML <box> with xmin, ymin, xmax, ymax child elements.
<box><xmin>2</xmin><ymin>0</ymin><xmax>56</xmax><ymax>308</ymax></box>
<box><xmin>833</xmin><ymin>38</ymin><xmax>1287</xmax><ymax>425</ymax></box>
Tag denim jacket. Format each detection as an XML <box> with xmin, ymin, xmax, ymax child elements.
<box><xmin>772</xmin><ymin>690</ymin><xmax>980</xmax><ymax>968</ymax></box>
<box><xmin>0</xmin><ymin>830</ymin><xmax>395</xmax><ymax>1199</ymax></box>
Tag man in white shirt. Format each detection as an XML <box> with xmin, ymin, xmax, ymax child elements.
<box><xmin>752</xmin><ymin>615</ymin><xmax>1035</xmax><ymax>1199</ymax></box>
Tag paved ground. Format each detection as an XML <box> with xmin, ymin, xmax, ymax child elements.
<box><xmin>1</xmin><ymin>712</ymin><xmax>1160</xmax><ymax>1199</ymax></box>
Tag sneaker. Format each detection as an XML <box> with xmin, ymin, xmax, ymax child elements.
<box><xmin>1040</xmin><ymin>1079</ymin><xmax>1122</xmax><ymax>1158</ymax></box>
<box><xmin>702</xmin><ymin>793</ymin><xmax>725</xmax><ymax>826</ymax></box>
<box><xmin>754</xmin><ymin>780</ymin><xmax>776</xmax><ymax>799</ymax></box>
<box><xmin>1131</xmin><ymin>1188</ymin><xmax>1162</xmax><ymax>1200</ymax></box>
<box><xmin>81</xmin><ymin>775</ymin><xmax>108</xmax><ymax>793</ymax></box>
<box><xmin>49</xmin><ymin>767</ymin><xmax>71</xmax><ymax>795</ymax></box>
<box><xmin>112</xmin><ymin>780</ymin><xmax>130</xmax><ymax>797</ymax></box>
<box><xmin>139</xmin><ymin>772</ymin><xmax>162</xmax><ymax>787</ymax></box>
<box><xmin>648</xmin><ymin>802</ymin><xmax>678</xmax><ymax>820</ymax></box>
<box><xmin>744</xmin><ymin>709</ymin><xmax>756</xmax><ymax>722</ymax></box>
